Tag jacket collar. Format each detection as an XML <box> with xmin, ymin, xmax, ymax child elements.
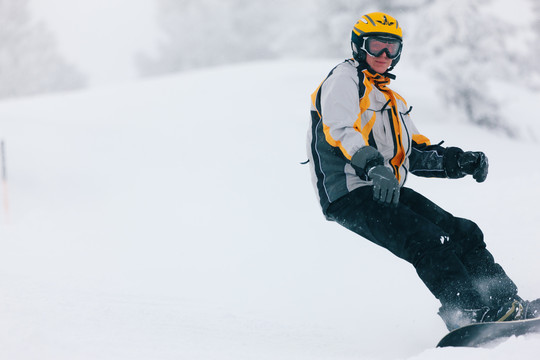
<box><xmin>352</xmin><ymin>59</ymin><xmax>396</xmax><ymax>88</ymax></box>
<box><xmin>364</xmin><ymin>69</ymin><xmax>392</xmax><ymax>90</ymax></box>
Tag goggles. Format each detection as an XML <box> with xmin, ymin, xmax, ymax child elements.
<box><xmin>361</xmin><ymin>36</ymin><xmax>402</xmax><ymax>59</ymax></box>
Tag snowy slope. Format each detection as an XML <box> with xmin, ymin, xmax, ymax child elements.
<box><xmin>0</xmin><ymin>59</ymin><xmax>539</xmax><ymax>359</ymax></box>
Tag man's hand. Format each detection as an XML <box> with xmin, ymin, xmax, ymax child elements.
<box><xmin>458</xmin><ymin>152</ymin><xmax>488</xmax><ymax>183</ymax></box>
<box><xmin>368</xmin><ymin>165</ymin><xmax>400</xmax><ymax>206</ymax></box>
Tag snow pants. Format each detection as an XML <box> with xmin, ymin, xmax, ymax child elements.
<box><xmin>325</xmin><ymin>186</ymin><xmax>518</xmax><ymax>311</ymax></box>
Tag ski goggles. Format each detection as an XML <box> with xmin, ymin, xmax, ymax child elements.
<box><xmin>362</xmin><ymin>36</ymin><xmax>402</xmax><ymax>59</ymax></box>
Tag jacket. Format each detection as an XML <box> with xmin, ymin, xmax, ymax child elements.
<box><xmin>307</xmin><ymin>59</ymin><xmax>459</xmax><ymax>216</ymax></box>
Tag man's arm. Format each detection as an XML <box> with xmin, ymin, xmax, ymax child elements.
<box><xmin>409</xmin><ymin>142</ymin><xmax>489</xmax><ymax>182</ymax></box>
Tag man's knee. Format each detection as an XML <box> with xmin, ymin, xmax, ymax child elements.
<box><xmin>453</xmin><ymin>217</ymin><xmax>485</xmax><ymax>249</ymax></box>
<box><xmin>405</xmin><ymin>232</ymin><xmax>454</xmax><ymax>267</ymax></box>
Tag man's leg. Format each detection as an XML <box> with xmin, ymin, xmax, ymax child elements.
<box><xmin>326</xmin><ymin>187</ymin><xmax>485</xmax><ymax>311</ymax></box>
<box><xmin>398</xmin><ymin>188</ymin><xmax>518</xmax><ymax>308</ymax></box>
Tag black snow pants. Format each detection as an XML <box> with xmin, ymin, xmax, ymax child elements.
<box><xmin>325</xmin><ymin>186</ymin><xmax>518</xmax><ymax>311</ymax></box>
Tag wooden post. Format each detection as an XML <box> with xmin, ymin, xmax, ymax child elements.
<box><xmin>1</xmin><ymin>140</ymin><xmax>8</xmax><ymax>223</ymax></box>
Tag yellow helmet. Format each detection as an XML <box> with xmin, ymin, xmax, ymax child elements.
<box><xmin>352</xmin><ymin>12</ymin><xmax>402</xmax><ymax>40</ymax></box>
<box><xmin>351</xmin><ymin>12</ymin><xmax>403</xmax><ymax>69</ymax></box>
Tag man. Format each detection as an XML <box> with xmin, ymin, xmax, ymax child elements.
<box><xmin>306</xmin><ymin>12</ymin><xmax>539</xmax><ymax>330</ymax></box>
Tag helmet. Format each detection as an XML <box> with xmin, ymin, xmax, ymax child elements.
<box><xmin>351</xmin><ymin>12</ymin><xmax>403</xmax><ymax>70</ymax></box>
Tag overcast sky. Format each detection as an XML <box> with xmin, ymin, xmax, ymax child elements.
<box><xmin>29</xmin><ymin>0</ymin><xmax>161</xmax><ymax>86</ymax></box>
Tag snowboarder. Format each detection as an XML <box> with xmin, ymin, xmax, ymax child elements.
<box><xmin>306</xmin><ymin>11</ymin><xmax>539</xmax><ymax>331</ymax></box>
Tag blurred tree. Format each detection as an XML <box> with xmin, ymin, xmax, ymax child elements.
<box><xmin>531</xmin><ymin>0</ymin><xmax>540</xmax><ymax>88</ymax></box>
<box><xmin>0</xmin><ymin>0</ymin><xmax>86</xmax><ymax>99</ymax></box>
<box><xmin>408</xmin><ymin>0</ymin><xmax>517</xmax><ymax>135</ymax></box>
<box><xmin>137</xmin><ymin>0</ymin><xmax>288</xmax><ymax>75</ymax></box>
<box><xmin>139</xmin><ymin>0</ymin><xmax>534</xmax><ymax>137</ymax></box>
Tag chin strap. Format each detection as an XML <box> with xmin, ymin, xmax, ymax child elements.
<box><xmin>383</xmin><ymin>71</ymin><xmax>396</xmax><ymax>80</ymax></box>
<box><xmin>355</xmin><ymin>58</ymin><xmax>397</xmax><ymax>80</ymax></box>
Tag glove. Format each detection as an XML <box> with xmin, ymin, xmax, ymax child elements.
<box><xmin>458</xmin><ymin>151</ymin><xmax>488</xmax><ymax>183</ymax></box>
<box><xmin>368</xmin><ymin>165</ymin><xmax>400</xmax><ymax>206</ymax></box>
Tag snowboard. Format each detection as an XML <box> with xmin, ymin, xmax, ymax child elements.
<box><xmin>437</xmin><ymin>317</ymin><xmax>540</xmax><ymax>347</ymax></box>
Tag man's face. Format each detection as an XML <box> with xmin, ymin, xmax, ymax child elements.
<box><xmin>365</xmin><ymin>51</ymin><xmax>393</xmax><ymax>74</ymax></box>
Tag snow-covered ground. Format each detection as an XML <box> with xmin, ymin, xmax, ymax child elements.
<box><xmin>0</xmin><ymin>59</ymin><xmax>539</xmax><ymax>359</ymax></box>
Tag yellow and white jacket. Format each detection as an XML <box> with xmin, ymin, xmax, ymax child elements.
<box><xmin>307</xmin><ymin>59</ymin><xmax>444</xmax><ymax>215</ymax></box>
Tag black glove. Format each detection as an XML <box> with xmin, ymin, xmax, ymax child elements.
<box><xmin>458</xmin><ymin>151</ymin><xmax>489</xmax><ymax>182</ymax></box>
<box><xmin>443</xmin><ymin>147</ymin><xmax>489</xmax><ymax>183</ymax></box>
<box><xmin>368</xmin><ymin>165</ymin><xmax>400</xmax><ymax>206</ymax></box>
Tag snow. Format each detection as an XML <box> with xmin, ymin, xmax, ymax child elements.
<box><xmin>0</xmin><ymin>59</ymin><xmax>540</xmax><ymax>359</ymax></box>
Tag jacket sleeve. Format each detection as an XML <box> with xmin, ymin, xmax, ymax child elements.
<box><xmin>318</xmin><ymin>70</ymin><xmax>368</xmax><ymax>160</ymax></box>
<box><xmin>409</xmin><ymin>141</ymin><xmax>466</xmax><ymax>179</ymax></box>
